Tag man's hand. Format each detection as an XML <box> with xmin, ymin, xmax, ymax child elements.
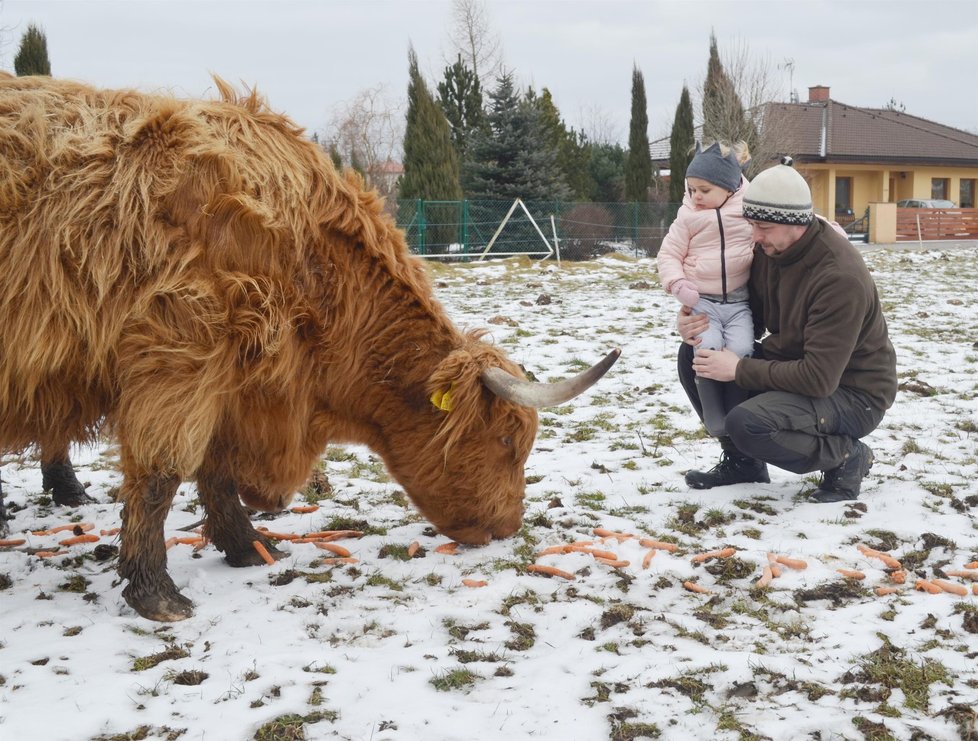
<box><xmin>692</xmin><ymin>348</ymin><xmax>741</xmax><ymax>382</ymax></box>
<box><xmin>677</xmin><ymin>306</ymin><xmax>709</xmax><ymax>346</ymax></box>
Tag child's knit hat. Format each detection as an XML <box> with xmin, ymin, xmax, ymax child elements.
<box><xmin>685</xmin><ymin>142</ymin><xmax>742</xmax><ymax>192</ymax></box>
<box><xmin>742</xmin><ymin>156</ymin><xmax>814</xmax><ymax>224</ymax></box>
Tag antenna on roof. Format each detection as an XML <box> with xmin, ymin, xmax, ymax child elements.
<box><xmin>779</xmin><ymin>58</ymin><xmax>798</xmax><ymax>103</ymax></box>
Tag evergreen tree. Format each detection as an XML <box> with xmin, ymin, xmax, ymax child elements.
<box><xmin>14</xmin><ymin>23</ymin><xmax>52</xmax><ymax>76</ymax></box>
<box><xmin>437</xmin><ymin>54</ymin><xmax>485</xmax><ymax>160</ymax></box>
<box><xmin>588</xmin><ymin>142</ymin><xmax>626</xmax><ymax>202</ymax></box>
<box><xmin>702</xmin><ymin>31</ymin><xmax>758</xmax><ymax>166</ymax></box>
<box><xmin>532</xmin><ymin>88</ymin><xmax>593</xmax><ymax>200</ymax></box>
<box><xmin>668</xmin><ymin>85</ymin><xmax>695</xmax><ymax>204</ymax></box>
<box><xmin>400</xmin><ymin>47</ymin><xmax>462</xmax><ymax>202</ymax></box>
<box><xmin>624</xmin><ymin>65</ymin><xmax>652</xmax><ymax>202</ymax></box>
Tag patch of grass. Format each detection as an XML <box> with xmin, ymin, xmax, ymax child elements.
<box><xmin>504</xmin><ymin>620</ymin><xmax>536</xmax><ymax>651</ymax></box>
<box><xmin>841</xmin><ymin>638</ymin><xmax>953</xmax><ymax>711</ymax></box>
<box><xmin>429</xmin><ymin>667</ymin><xmax>480</xmax><ymax>692</ymax></box>
<box><xmin>132</xmin><ymin>646</ymin><xmax>190</xmax><ymax>672</ymax></box>
<box><xmin>253</xmin><ymin>711</ymin><xmax>337</xmax><ymax>740</ymax></box>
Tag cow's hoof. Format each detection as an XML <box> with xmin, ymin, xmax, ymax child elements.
<box><xmin>123</xmin><ymin>586</ymin><xmax>194</xmax><ymax>622</ymax></box>
<box><xmin>53</xmin><ymin>487</ymin><xmax>96</xmax><ymax>507</ymax></box>
<box><xmin>225</xmin><ymin>539</ymin><xmax>286</xmax><ymax>567</ymax></box>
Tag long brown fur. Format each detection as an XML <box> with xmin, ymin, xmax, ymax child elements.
<box><xmin>0</xmin><ymin>75</ymin><xmax>537</xmax><ymax>619</ymax></box>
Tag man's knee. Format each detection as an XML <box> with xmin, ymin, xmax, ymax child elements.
<box><xmin>725</xmin><ymin>404</ymin><xmax>773</xmax><ymax>458</ymax></box>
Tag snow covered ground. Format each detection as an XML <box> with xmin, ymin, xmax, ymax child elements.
<box><xmin>1</xmin><ymin>246</ymin><xmax>977</xmax><ymax>741</ymax></box>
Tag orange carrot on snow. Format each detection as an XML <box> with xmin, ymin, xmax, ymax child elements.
<box><xmin>59</xmin><ymin>533</ymin><xmax>100</xmax><ymax>546</ymax></box>
<box><xmin>682</xmin><ymin>580</ymin><xmax>711</xmax><ymax>594</ymax></box>
<box><xmin>33</xmin><ymin>522</ymin><xmax>94</xmax><ymax>536</ymax></box>
<box><xmin>691</xmin><ymin>547</ymin><xmax>736</xmax><ymax>563</ymax></box>
<box><xmin>434</xmin><ymin>542</ymin><xmax>459</xmax><ymax>555</ymax></box>
<box><xmin>963</xmin><ymin>561</ymin><xmax>978</xmax><ymax>570</ymax></box>
<box><xmin>890</xmin><ymin>570</ymin><xmax>907</xmax><ymax>584</ymax></box>
<box><xmin>638</xmin><ymin>538</ymin><xmax>678</xmax><ymax>552</ymax></box>
<box><xmin>35</xmin><ymin>550</ymin><xmax>68</xmax><ymax>558</ymax></box>
<box><xmin>526</xmin><ymin>564</ymin><xmax>576</xmax><ymax>580</ymax></box>
<box><xmin>773</xmin><ymin>555</ymin><xmax>808</xmax><ymax>570</ymax></box>
<box><xmin>0</xmin><ymin>539</ymin><xmax>27</xmax><ymax>547</ymax></box>
<box><xmin>915</xmin><ymin>579</ymin><xmax>942</xmax><ymax>594</ymax></box>
<box><xmin>320</xmin><ymin>557</ymin><xmax>358</xmax><ymax>565</ymax></box>
<box><xmin>931</xmin><ymin>579</ymin><xmax>968</xmax><ymax>596</ymax></box>
<box><xmin>252</xmin><ymin>540</ymin><xmax>277</xmax><ymax>566</ymax></box>
<box><xmin>567</xmin><ymin>545</ymin><xmax>619</xmax><ymax>561</ymax></box>
<box><xmin>192</xmin><ymin>537</ymin><xmax>210</xmax><ymax>552</ymax></box>
<box><xmin>164</xmin><ymin>536</ymin><xmax>179</xmax><ymax>550</ymax></box>
<box><xmin>314</xmin><ymin>542</ymin><xmax>352</xmax><ymax>557</ymax></box>
<box><xmin>593</xmin><ymin>528</ymin><xmax>634</xmax><ymax>542</ymax></box>
<box><xmin>536</xmin><ymin>544</ymin><xmax>572</xmax><ymax>557</ymax></box>
<box><xmin>765</xmin><ymin>554</ymin><xmax>784</xmax><ymax>578</ymax></box>
<box><xmin>973</xmin><ymin>584</ymin><xmax>978</xmax><ymax>596</ymax></box>
<box><xmin>594</xmin><ymin>557</ymin><xmax>630</xmax><ymax>568</ymax></box>
<box><xmin>407</xmin><ymin>541</ymin><xmax>421</xmax><ymax>558</ymax></box>
<box><xmin>256</xmin><ymin>528</ymin><xmax>301</xmax><ymax>541</ymax></box>
<box><xmin>100</xmin><ymin>528</ymin><xmax>121</xmax><ymax>537</ymax></box>
<box><xmin>875</xmin><ymin>586</ymin><xmax>901</xmax><ymax>596</ymax></box>
<box><xmin>944</xmin><ymin>570</ymin><xmax>978</xmax><ymax>581</ymax></box>
<box><xmin>857</xmin><ymin>545</ymin><xmax>902</xmax><ymax>570</ymax></box>
<box><xmin>303</xmin><ymin>530</ymin><xmax>364</xmax><ymax>542</ymax></box>
<box><xmin>461</xmin><ymin>578</ymin><xmax>488</xmax><ymax>588</ymax></box>
<box><xmin>642</xmin><ymin>549</ymin><xmax>657</xmax><ymax>569</ymax></box>
<box><xmin>289</xmin><ymin>505</ymin><xmax>319</xmax><ymax>514</ymax></box>
<box><xmin>755</xmin><ymin>565</ymin><xmax>775</xmax><ymax>588</ymax></box>
<box><xmin>836</xmin><ymin>568</ymin><xmax>865</xmax><ymax>580</ymax></box>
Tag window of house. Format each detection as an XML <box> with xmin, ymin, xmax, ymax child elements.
<box><xmin>961</xmin><ymin>179</ymin><xmax>976</xmax><ymax>208</ymax></box>
<box><xmin>931</xmin><ymin>178</ymin><xmax>950</xmax><ymax>201</ymax></box>
<box><xmin>835</xmin><ymin>177</ymin><xmax>853</xmax><ymax>216</ymax></box>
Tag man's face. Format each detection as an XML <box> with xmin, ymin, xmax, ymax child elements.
<box><xmin>747</xmin><ymin>220</ymin><xmax>807</xmax><ymax>256</ymax></box>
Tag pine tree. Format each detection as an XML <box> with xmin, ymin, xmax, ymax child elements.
<box><xmin>437</xmin><ymin>54</ymin><xmax>485</xmax><ymax>160</ymax></box>
<box><xmin>588</xmin><ymin>143</ymin><xmax>626</xmax><ymax>202</ymax></box>
<box><xmin>532</xmin><ymin>88</ymin><xmax>593</xmax><ymax>200</ymax></box>
<box><xmin>668</xmin><ymin>85</ymin><xmax>695</xmax><ymax>204</ymax></box>
<box><xmin>14</xmin><ymin>23</ymin><xmax>52</xmax><ymax>76</ymax></box>
<box><xmin>625</xmin><ymin>65</ymin><xmax>652</xmax><ymax>203</ymax></box>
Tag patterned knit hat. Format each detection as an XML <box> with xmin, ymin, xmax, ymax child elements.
<box><xmin>742</xmin><ymin>156</ymin><xmax>814</xmax><ymax>225</ymax></box>
<box><xmin>685</xmin><ymin>142</ymin><xmax>743</xmax><ymax>192</ymax></box>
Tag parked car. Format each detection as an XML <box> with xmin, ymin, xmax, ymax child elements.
<box><xmin>896</xmin><ymin>198</ymin><xmax>956</xmax><ymax>208</ymax></box>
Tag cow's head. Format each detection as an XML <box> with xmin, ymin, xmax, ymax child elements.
<box><xmin>376</xmin><ymin>342</ymin><xmax>621</xmax><ymax>545</ymax></box>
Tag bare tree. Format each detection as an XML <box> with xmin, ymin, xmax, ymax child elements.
<box><xmin>445</xmin><ymin>0</ymin><xmax>503</xmax><ymax>83</ymax></box>
<box><xmin>578</xmin><ymin>103</ymin><xmax>622</xmax><ymax>147</ymax></box>
<box><xmin>322</xmin><ymin>85</ymin><xmax>405</xmax><ymax>198</ymax></box>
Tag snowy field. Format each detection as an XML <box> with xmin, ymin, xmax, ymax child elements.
<box><xmin>1</xmin><ymin>246</ymin><xmax>977</xmax><ymax>741</ymax></box>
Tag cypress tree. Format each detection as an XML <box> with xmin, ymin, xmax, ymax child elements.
<box><xmin>668</xmin><ymin>85</ymin><xmax>695</xmax><ymax>204</ymax></box>
<box><xmin>624</xmin><ymin>65</ymin><xmax>652</xmax><ymax>202</ymax></box>
<box><xmin>702</xmin><ymin>31</ymin><xmax>758</xmax><ymax>167</ymax></box>
<box><xmin>14</xmin><ymin>23</ymin><xmax>52</xmax><ymax>76</ymax></box>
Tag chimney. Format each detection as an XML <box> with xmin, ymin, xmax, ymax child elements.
<box><xmin>808</xmin><ymin>85</ymin><xmax>830</xmax><ymax>103</ymax></box>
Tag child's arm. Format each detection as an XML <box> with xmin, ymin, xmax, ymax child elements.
<box><xmin>656</xmin><ymin>208</ymin><xmax>699</xmax><ymax>306</ymax></box>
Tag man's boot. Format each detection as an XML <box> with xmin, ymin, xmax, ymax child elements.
<box><xmin>685</xmin><ymin>437</ymin><xmax>770</xmax><ymax>490</ymax></box>
<box><xmin>809</xmin><ymin>441</ymin><xmax>874</xmax><ymax>503</ymax></box>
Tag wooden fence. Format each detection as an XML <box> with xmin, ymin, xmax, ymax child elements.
<box><xmin>896</xmin><ymin>207</ymin><xmax>978</xmax><ymax>241</ymax></box>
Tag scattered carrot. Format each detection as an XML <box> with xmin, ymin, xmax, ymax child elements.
<box><xmin>638</xmin><ymin>538</ymin><xmax>678</xmax><ymax>552</ymax></box>
<box><xmin>932</xmin><ymin>579</ymin><xmax>968</xmax><ymax>597</ymax></box>
<box><xmin>461</xmin><ymin>578</ymin><xmax>488</xmax><ymax>588</ymax></box>
<box><xmin>289</xmin><ymin>505</ymin><xmax>319</xmax><ymax>514</ymax></box>
<box><xmin>594</xmin><ymin>557</ymin><xmax>630</xmax><ymax>568</ymax></box>
<box><xmin>192</xmin><ymin>537</ymin><xmax>210</xmax><ymax>552</ymax></box>
<box><xmin>434</xmin><ymin>542</ymin><xmax>459</xmax><ymax>555</ymax></box>
<box><xmin>973</xmin><ymin>584</ymin><xmax>978</xmax><ymax>596</ymax></box>
<box><xmin>100</xmin><ymin>528</ymin><xmax>121</xmax><ymax>537</ymax></box>
<box><xmin>944</xmin><ymin>570</ymin><xmax>978</xmax><ymax>581</ymax></box>
<box><xmin>773</xmin><ymin>555</ymin><xmax>808</xmax><ymax>571</ymax></box>
<box><xmin>35</xmin><ymin>550</ymin><xmax>68</xmax><ymax>558</ymax></box>
<box><xmin>407</xmin><ymin>541</ymin><xmax>420</xmax><ymax>558</ymax></box>
<box><xmin>915</xmin><ymin>579</ymin><xmax>942</xmax><ymax>595</ymax></box>
<box><xmin>302</xmin><ymin>530</ymin><xmax>364</xmax><ymax>541</ymax></box>
<box><xmin>526</xmin><ymin>564</ymin><xmax>575</xmax><ymax>580</ymax></box>
<box><xmin>252</xmin><ymin>540</ymin><xmax>277</xmax><ymax>566</ymax></box>
<box><xmin>857</xmin><ymin>545</ymin><xmax>902</xmax><ymax>570</ymax></box>
<box><xmin>256</xmin><ymin>528</ymin><xmax>300</xmax><ymax>541</ymax></box>
<box><xmin>320</xmin><ymin>557</ymin><xmax>358</xmax><ymax>565</ymax></box>
<box><xmin>642</xmin><ymin>549</ymin><xmax>657</xmax><ymax>569</ymax></box>
<box><xmin>567</xmin><ymin>545</ymin><xmax>619</xmax><ymax>561</ymax></box>
<box><xmin>536</xmin><ymin>544</ymin><xmax>571</xmax><ymax>557</ymax></box>
<box><xmin>836</xmin><ymin>568</ymin><xmax>865</xmax><ymax>580</ymax></box>
<box><xmin>755</xmin><ymin>565</ymin><xmax>775</xmax><ymax>588</ymax></box>
<box><xmin>314</xmin><ymin>542</ymin><xmax>352</xmax><ymax>557</ymax></box>
<box><xmin>875</xmin><ymin>586</ymin><xmax>901</xmax><ymax>596</ymax></box>
<box><xmin>963</xmin><ymin>561</ymin><xmax>978</xmax><ymax>570</ymax></box>
<box><xmin>593</xmin><ymin>528</ymin><xmax>634</xmax><ymax>542</ymax></box>
<box><xmin>170</xmin><ymin>536</ymin><xmax>205</xmax><ymax>546</ymax></box>
<box><xmin>682</xmin><ymin>580</ymin><xmax>711</xmax><ymax>594</ymax></box>
<box><xmin>164</xmin><ymin>536</ymin><xmax>179</xmax><ymax>550</ymax></box>
<box><xmin>0</xmin><ymin>538</ymin><xmax>27</xmax><ymax>547</ymax></box>
<box><xmin>33</xmin><ymin>522</ymin><xmax>94</xmax><ymax>536</ymax></box>
<box><xmin>59</xmin><ymin>534</ymin><xmax>100</xmax><ymax>546</ymax></box>
<box><xmin>691</xmin><ymin>547</ymin><xmax>736</xmax><ymax>563</ymax></box>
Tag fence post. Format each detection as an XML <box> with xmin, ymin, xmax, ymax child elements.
<box><xmin>416</xmin><ymin>199</ymin><xmax>426</xmax><ymax>255</ymax></box>
<box><xmin>461</xmin><ymin>199</ymin><xmax>469</xmax><ymax>255</ymax></box>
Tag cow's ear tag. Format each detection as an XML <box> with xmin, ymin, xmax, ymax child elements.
<box><xmin>430</xmin><ymin>386</ymin><xmax>454</xmax><ymax>412</ymax></box>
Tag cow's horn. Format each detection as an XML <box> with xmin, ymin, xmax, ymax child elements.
<box><xmin>481</xmin><ymin>348</ymin><xmax>621</xmax><ymax>409</ymax></box>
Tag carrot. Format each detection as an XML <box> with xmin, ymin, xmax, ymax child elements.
<box><xmin>302</xmin><ymin>530</ymin><xmax>363</xmax><ymax>541</ymax></box>
<box><xmin>890</xmin><ymin>570</ymin><xmax>907</xmax><ymax>584</ymax></box>
<box><xmin>536</xmin><ymin>544</ymin><xmax>572</xmax><ymax>557</ymax></box>
<box><xmin>963</xmin><ymin>561</ymin><xmax>978</xmax><ymax>570</ymax></box>
<box><xmin>192</xmin><ymin>537</ymin><xmax>210</xmax><ymax>552</ymax></box>
<box><xmin>773</xmin><ymin>555</ymin><xmax>808</xmax><ymax>570</ymax></box>
<box><xmin>252</xmin><ymin>540</ymin><xmax>277</xmax><ymax>566</ymax></box>
<box><xmin>944</xmin><ymin>570</ymin><xmax>978</xmax><ymax>581</ymax></box>
<box><xmin>931</xmin><ymin>579</ymin><xmax>968</xmax><ymax>597</ymax></box>
<box><xmin>33</xmin><ymin>522</ymin><xmax>94</xmax><ymax>536</ymax></box>
<box><xmin>314</xmin><ymin>542</ymin><xmax>352</xmax><ymax>557</ymax></box>
<box><xmin>164</xmin><ymin>536</ymin><xmax>179</xmax><ymax>550</ymax></box>
<box><xmin>642</xmin><ymin>549</ymin><xmax>657</xmax><ymax>569</ymax></box>
<box><xmin>35</xmin><ymin>550</ymin><xmax>68</xmax><ymax>558</ymax></box>
<box><xmin>857</xmin><ymin>545</ymin><xmax>902</xmax><ymax>570</ymax></box>
<box><xmin>914</xmin><ymin>579</ymin><xmax>942</xmax><ymax>594</ymax></box>
<box><xmin>434</xmin><ymin>542</ymin><xmax>459</xmax><ymax>555</ymax></box>
<box><xmin>836</xmin><ymin>568</ymin><xmax>865</xmax><ymax>580</ymax></box>
<box><xmin>289</xmin><ymin>505</ymin><xmax>319</xmax><ymax>514</ymax></box>
<box><xmin>170</xmin><ymin>536</ymin><xmax>205</xmax><ymax>546</ymax></box>
<box><xmin>256</xmin><ymin>528</ymin><xmax>300</xmax><ymax>541</ymax></box>
<box><xmin>875</xmin><ymin>586</ymin><xmax>901</xmax><ymax>596</ymax></box>
<box><xmin>100</xmin><ymin>528</ymin><xmax>121</xmax><ymax>537</ymax></box>
<box><xmin>682</xmin><ymin>580</ymin><xmax>711</xmax><ymax>594</ymax></box>
<box><xmin>593</xmin><ymin>528</ymin><xmax>634</xmax><ymax>542</ymax></box>
<box><xmin>973</xmin><ymin>584</ymin><xmax>978</xmax><ymax>596</ymax></box>
<box><xmin>526</xmin><ymin>564</ymin><xmax>575</xmax><ymax>580</ymax></box>
<box><xmin>320</xmin><ymin>557</ymin><xmax>358</xmax><ymax>565</ymax></box>
<box><xmin>59</xmin><ymin>534</ymin><xmax>100</xmax><ymax>546</ymax></box>
<box><xmin>691</xmin><ymin>547</ymin><xmax>736</xmax><ymax>563</ymax></box>
<box><xmin>0</xmin><ymin>539</ymin><xmax>27</xmax><ymax>547</ymax></box>
<box><xmin>594</xmin><ymin>557</ymin><xmax>630</xmax><ymax>568</ymax></box>
<box><xmin>638</xmin><ymin>538</ymin><xmax>678</xmax><ymax>553</ymax></box>
<box><xmin>568</xmin><ymin>545</ymin><xmax>619</xmax><ymax>561</ymax></box>
<box><xmin>461</xmin><ymin>578</ymin><xmax>488</xmax><ymax>588</ymax></box>
<box><xmin>407</xmin><ymin>541</ymin><xmax>420</xmax><ymax>558</ymax></box>
<box><xmin>755</xmin><ymin>565</ymin><xmax>775</xmax><ymax>588</ymax></box>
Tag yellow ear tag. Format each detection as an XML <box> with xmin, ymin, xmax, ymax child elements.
<box><xmin>430</xmin><ymin>387</ymin><xmax>454</xmax><ymax>412</ymax></box>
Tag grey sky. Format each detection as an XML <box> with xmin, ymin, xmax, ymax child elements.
<box><xmin>3</xmin><ymin>0</ymin><xmax>976</xmax><ymax>147</ymax></box>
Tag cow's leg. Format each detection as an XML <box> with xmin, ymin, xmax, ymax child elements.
<box><xmin>196</xmin><ymin>468</ymin><xmax>286</xmax><ymax>567</ymax></box>
<box><xmin>118</xmin><ymin>472</ymin><xmax>193</xmax><ymax>621</ymax></box>
<box><xmin>0</xmin><ymin>475</ymin><xmax>8</xmax><ymax>537</ymax></box>
<box><xmin>41</xmin><ymin>445</ymin><xmax>94</xmax><ymax>506</ymax></box>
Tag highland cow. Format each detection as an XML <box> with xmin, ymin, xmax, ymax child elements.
<box><xmin>0</xmin><ymin>74</ymin><xmax>619</xmax><ymax>621</ymax></box>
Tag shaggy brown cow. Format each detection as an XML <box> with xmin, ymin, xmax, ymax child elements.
<box><xmin>0</xmin><ymin>75</ymin><xmax>619</xmax><ymax>621</ymax></box>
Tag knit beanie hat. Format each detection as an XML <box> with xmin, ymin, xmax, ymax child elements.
<box><xmin>684</xmin><ymin>142</ymin><xmax>743</xmax><ymax>192</ymax></box>
<box><xmin>742</xmin><ymin>156</ymin><xmax>813</xmax><ymax>224</ymax></box>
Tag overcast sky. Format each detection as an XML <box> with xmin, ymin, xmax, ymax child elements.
<box><xmin>2</xmin><ymin>0</ymin><xmax>976</xmax><ymax>148</ymax></box>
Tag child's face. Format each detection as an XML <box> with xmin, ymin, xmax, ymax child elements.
<box><xmin>687</xmin><ymin>177</ymin><xmax>732</xmax><ymax>210</ymax></box>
